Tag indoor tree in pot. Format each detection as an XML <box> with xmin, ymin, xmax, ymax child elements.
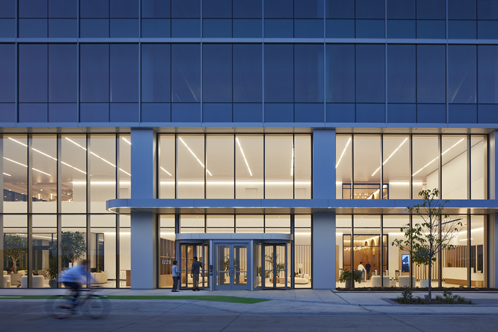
<box><xmin>339</xmin><ymin>268</ymin><xmax>363</xmax><ymax>288</ymax></box>
<box><xmin>46</xmin><ymin>258</ymin><xmax>58</xmax><ymax>288</ymax></box>
<box><xmin>3</xmin><ymin>235</ymin><xmax>27</xmax><ymax>287</ymax></box>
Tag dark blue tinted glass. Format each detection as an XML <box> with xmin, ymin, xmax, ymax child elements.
<box><xmin>478</xmin><ymin>45</ymin><xmax>498</xmax><ymax>103</ymax></box>
<box><xmin>448</xmin><ymin>21</ymin><xmax>476</xmax><ymax>39</ymax></box>
<box><xmin>80</xmin><ymin>44</ymin><xmax>109</xmax><ymax>102</ymax></box>
<box><xmin>356</xmin><ymin>0</ymin><xmax>384</xmax><ymax>19</ymax></box>
<box><xmin>203</xmin><ymin>44</ymin><xmax>232</xmax><ymax>102</ymax></box>
<box><xmin>356</xmin><ymin>20</ymin><xmax>384</xmax><ymax>38</ymax></box>
<box><xmin>172</xmin><ymin>44</ymin><xmax>200</xmax><ymax>102</ymax></box>
<box><xmin>203</xmin><ymin>19</ymin><xmax>232</xmax><ymax>37</ymax></box>
<box><xmin>19</xmin><ymin>0</ymin><xmax>47</xmax><ymax>18</ymax></box>
<box><xmin>80</xmin><ymin>0</ymin><xmax>109</xmax><ymax>18</ymax></box>
<box><xmin>265</xmin><ymin>0</ymin><xmax>293</xmax><ymax>18</ymax></box>
<box><xmin>326</xmin><ymin>0</ymin><xmax>354</xmax><ymax>18</ymax></box>
<box><xmin>19</xmin><ymin>19</ymin><xmax>48</xmax><ymax>37</ymax></box>
<box><xmin>295</xmin><ymin>103</ymin><xmax>323</xmax><ymax>122</ymax></box>
<box><xmin>388</xmin><ymin>45</ymin><xmax>416</xmax><ymax>103</ymax></box>
<box><xmin>110</xmin><ymin>103</ymin><xmax>138</xmax><ymax>122</ymax></box>
<box><xmin>326</xmin><ymin>19</ymin><xmax>354</xmax><ymax>37</ymax></box>
<box><xmin>387</xmin><ymin>0</ymin><xmax>415</xmax><ymax>19</ymax></box>
<box><xmin>233</xmin><ymin>103</ymin><xmax>262</xmax><ymax>122</ymax></box>
<box><xmin>110</xmin><ymin>0</ymin><xmax>138</xmax><ymax>18</ymax></box>
<box><xmin>49</xmin><ymin>19</ymin><xmax>77</xmax><ymax>37</ymax></box>
<box><xmin>49</xmin><ymin>44</ymin><xmax>77</xmax><ymax>102</ymax></box>
<box><xmin>171</xmin><ymin>103</ymin><xmax>200</xmax><ymax>121</ymax></box>
<box><xmin>142</xmin><ymin>19</ymin><xmax>170</xmax><ymax>37</ymax></box>
<box><xmin>0</xmin><ymin>19</ymin><xmax>15</xmax><ymax>37</ymax></box>
<box><xmin>448</xmin><ymin>46</ymin><xmax>476</xmax><ymax>103</ymax></box>
<box><xmin>326</xmin><ymin>44</ymin><xmax>355</xmax><ymax>103</ymax></box>
<box><xmin>19</xmin><ymin>44</ymin><xmax>47</xmax><ymax>102</ymax></box>
<box><xmin>387</xmin><ymin>104</ymin><xmax>416</xmax><ymax>123</ymax></box>
<box><xmin>80</xmin><ymin>19</ymin><xmax>109</xmax><ymax>37</ymax></box>
<box><xmin>478</xmin><ymin>21</ymin><xmax>498</xmax><ymax>39</ymax></box>
<box><xmin>203</xmin><ymin>0</ymin><xmax>231</xmax><ymax>18</ymax></box>
<box><xmin>0</xmin><ymin>0</ymin><xmax>16</xmax><ymax>18</ymax></box>
<box><xmin>172</xmin><ymin>0</ymin><xmax>200</xmax><ymax>18</ymax></box>
<box><xmin>110</xmin><ymin>18</ymin><xmax>139</xmax><ymax>37</ymax></box>
<box><xmin>49</xmin><ymin>0</ymin><xmax>77</xmax><ymax>18</ymax></box>
<box><xmin>295</xmin><ymin>45</ymin><xmax>323</xmax><ymax>103</ymax></box>
<box><xmin>417</xmin><ymin>45</ymin><xmax>446</xmax><ymax>103</ymax></box>
<box><xmin>19</xmin><ymin>104</ymin><xmax>48</xmax><ymax>122</ymax></box>
<box><xmin>264</xmin><ymin>44</ymin><xmax>293</xmax><ymax>102</ymax></box>
<box><xmin>233</xmin><ymin>0</ymin><xmax>261</xmax><ymax>18</ymax></box>
<box><xmin>417</xmin><ymin>20</ymin><xmax>445</xmax><ymax>39</ymax></box>
<box><xmin>264</xmin><ymin>19</ymin><xmax>293</xmax><ymax>37</ymax></box>
<box><xmin>449</xmin><ymin>0</ymin><xmax>476</xmax><ymax>19</ymax></box>
<box><xmin>233</xmin><ymin>19</ymin><xmax>262</xmax><ymax>37</ymax></box>
<box><xmin>142</xmin><ymin>44</ymin><xmax>171</xmax><ymax>103</ymax></box>
<box><xmin>356</xmin><ymin>45</ymin><xmax>385</xmax><ymax>102</ymax></box>
<box><xmin>449</xmin><ymin>104</ymin><xmax>477</xmax><ymax>123</ymax></box>
<box><xmin>478</xmin><ymin>0</ymin><xmax>498</xmax><ymax>19</ymax></box>
<box><xmin>80</xmin><ymin>103</ymin><xmax>109</xmax><ymax>122</ymax></box>
<box><xmin>326</xmin><ymin>103</ymin><xmax>355</xmax><ymax>122</ymax></box>
<box><xmin>387</xmin><ymin>20</ymin><xmax>416</xmax><ymax>38</ymax></box>
<box><xmin>233</xmin><ymin>44</ymin><xmax>262</xmax><ymax>103</ymax></box>
<box><xmin>294</xmin><ymin>19</ymin><xmax>324</xmax><ymax>38</ymax></box>
<box><xmin>356</xmin><ymin>104</ymin><xmax>385</xmax><ymax>122</ymax></box>
<box><xmin>0</xmin><ymin>44</ymin><xmax>15</xmax><ymax>102</ymax></box>
<box><xmin>478</xmin><ymin>105</ymin><xmax>498</xmax><ymax>122</ymax></box>
<box><xmin>49</xmin><ymin>103</ymin><xmax>77</xmax><ymax>122</ymax></box>
<box><xmin>141</xmin><ymin>103</ymin><xmax>170</xmax><ymax>122</ymax></box>
<box><xmin>417</xmin><ymin>0</ymin><xmax>445</xmax><ymax>19</ymax></box>
<box><xmin>417</xmin><ymin>104</ymin><xmax>446</xmax><ymax>123</ymax></box>
<box><xmin>142</xmin><ymin>0</ymin><xmax>170</xmax><ymax>18</ymax></box>
<box><xmin>202</xmin><ymin>103</ymin><xmax>232</xmax><ymax>122</ymax></box>
<box><xmin>294</xmin><ymin>0</ymin><xmax>324</xmax><ymax>18</ymax></box>
<box><xmin>172</xmin><ymin>19</ymin><xmax>200</xmax><ymax>37</ymax></box>
<box><xmin>111</xmin><ymin>45</ymin><xmax>138</xmax><ymax>102</ymax></box>
<box><xmin>264</xmin><ymin>103</ymin><xmax>293</xmax><ymax>122</ymax></box>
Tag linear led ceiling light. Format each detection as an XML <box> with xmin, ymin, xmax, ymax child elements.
<box><xmin>290</xmin><ymin>144</ymin><xmax>294</xmax><ymax>176</ymax></box>
<box><xmin>412</xmin><ymin>138</ymin><xmax>464</xmax><ymax>176</ymax></box>
<box><xmin>160</xmin><ymin>167</ymin><xmax>172</xmax><ymax>176</ymax></box>
<box><xmin>236</xmin><ymin>137</ymin><xmax>252</xmax><ymax>176</ymax></box>
<box><xmin>121</xmin><ymin>137</ymin><xmax>131</xmax><ymax>145</ymax></box>
<box><xmin>335</xmin><ymin>137</ymin><xmax>351</xmax><ymax>168</ymax></box>
<box><xmin>3</xmin><ymin>172</ymin><xmax>11</xmax><ymax>176</ymax></box>
<box><xmin>371</xmin><ymin>138</ymin><xmax>408</xmax><ymax>176</ymax></box>
<box><xmin>179</xmin><ymin>137</ymin><xmax>212</xmax><ymax>176</ymax></box>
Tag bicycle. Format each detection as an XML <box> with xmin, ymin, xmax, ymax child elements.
<box><xmin>45</xmin><ymin>286</ymin><xmax>111</xmax><ymax>319</ymax></box>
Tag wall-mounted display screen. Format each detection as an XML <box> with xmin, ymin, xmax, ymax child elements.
<box><xmin>402</xmin><ymin>254</ymin><xmax>410</xmax><ymax>272</ymax></box>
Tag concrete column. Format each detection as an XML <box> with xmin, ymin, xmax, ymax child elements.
<box><xmin>312</xmin><ymin>212</ymin><xmax>336</xmax><ymax>289</ymax></box>
<box><xmin>313</xmin><ymin>129</ymin><xmax>336</xmax><ymax>199</ymax></box>
<box><xmin>130</xmin><ymin>129</ymin><xmax>157</xmax><ymax>289</ymax></box>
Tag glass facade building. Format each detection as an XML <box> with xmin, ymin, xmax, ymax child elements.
<box><xmin>1</xmin><ymin>0</ymin><xmax>498</xmax><ymax>291</ymax></box>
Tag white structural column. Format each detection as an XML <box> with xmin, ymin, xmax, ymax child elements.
<box><xmin>130</xmin><ymin>129</ymin><xmax>157</xmax><ymax>289</ymax></box>
<box><xmin>312</xmin><ymin>129</ymin><xmax>336</xmax><ymax>289</ymax></box>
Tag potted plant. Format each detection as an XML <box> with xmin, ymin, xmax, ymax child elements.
<box><xmin>47</xmin><ymin>258</ymin><xmax>58</xmax><ymax>288</ymax></box>
<box><xmin>339</xmin><ymin>268</ymin><xmax>363</xmax><ymax>288</ymax></box>
<box><xmin>3</xmin><ymin>235</ymin><xmax>27</xmax><ymax>286</ymax></box>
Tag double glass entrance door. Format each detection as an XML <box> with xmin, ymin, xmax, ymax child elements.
<box><xmin>215</xmin><ymin>244</ymin><xmax>248</xmax><ymax>290</ymax></box>
<box><xmin>262</xmin><ymin>244</ymin><xmax>288</xmax><ymax>289</ymax></box>
<box><xmin>179</xmin><ymin>243</ymin><xmax>209</xmax><ymax>290</ymax></box>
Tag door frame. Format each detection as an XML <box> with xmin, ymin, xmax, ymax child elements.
<box><xmin>177</xmin><ymin>241</ymin><xmax>209</xmax><ymax>290</ymax></box>
<box><xmin>261</xmin><ymin>243</ymin><xmax>289</xmax><ymax>290</ymax></box>
<box><xmin>213</xmin><ymin>241</ymin><xmax>251</xmax><ymax>291</ymax></box>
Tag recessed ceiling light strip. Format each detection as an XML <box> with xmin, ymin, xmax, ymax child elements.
<box><xmin>160</xmin><ymin>167</ymin><xmax>172</xmax><ymax>176</ymax></box>
<box><xmin>335</xmin><ymin>137</ymin><xmax>351</xmax><ymax>169</ymax></box>
<box><xmin>3</xmin><ymin>172</ymin><xmax>11</xmax><ymax>176</ymax></box>
<box><xmin>371</xmin><ymin>138</ymin><xmax>408</xmax><ymax>176</ymax></box>
<box><xmin>121</xmin><ymin>137</ymin><xmax>131</xmax><ymax>145</ymax></box>
<box><xmin>412</xmin><ymin>138</ymin><xmax>464</xmax><ymax>176</ymax></box>
<box><xmin>236</xmin><ymin>137</ymin><xmax>252</xmax><ymax>176</ymax></box>
<box><xmin>179</xmin><ymin>137</ymin><xmax>212</xmax><ymax>176</ymax></box>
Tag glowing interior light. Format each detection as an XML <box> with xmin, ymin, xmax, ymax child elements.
<box><xmin>336</xmin><ymin>137</ymin><xmax>351</xmax><ymax>168</ymax></box>
<box><xmin>119</xmin><ymin>168</ymin><xmax>131</xmax><ymax>176</ymax></box>
<box><xmin>236</xmin><ymin>137</ymin><xmax>252</xmax><ymax>176</ymax></box>
<box><xmin>290</xmin><ymin>144</ymin><xmax>294</xmax><ymax>176</ymax></box>
<box><xmin>412</xmin><ymin>138</ymin><xmax>464</xmax><ymax>176</ymax></box>
<box><xmin>121</xmin><ymin>137</ymin><xmax>131</xmax><ymax>145</ymax></box>
<box><xmin>160</xmin><ymin>167</ymin><xmax>172</xmax><ymax>176</ymax></box>
<box><xmin>3</xmin><ymin>172</ymin><xmax>11</xmax><ymax>176</ymax></box>
<box><xmin>65</xmin><ymin>137</ymin><xmax>87</xmax><ymax>150</ymax></box>
<box><xmin>371</xmin><ymin>138</ymin><xmax>408</xmax><ymax>176</ymax></box>
<box><xmin>61</xmin><ymin>161</ymin><xmax>86</xmax><ymax>174</ymax></box>
<box><xmin>179</xmin><ymin>137</ymin><xmax>212</xmax><ymax>176</ymax></box>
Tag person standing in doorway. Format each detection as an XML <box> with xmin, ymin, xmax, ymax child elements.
<box><xmin>365</xmin><ymin>261</ymin><xmax>371</xmax><ymax>280</ymax></box>
<box><xmin>191</xmin><ymin>256</ymin><xmax>202</xmax><ymax>291</ymax></box>
<box><xmin>357</xmin><ymin>262</ymin><xmax>366</xmax><ymax>281</ymax></box>
<box><xmin>172</xmin><ymin>260</ymin><xmax>179</xmax><ymax>292</ymax></box>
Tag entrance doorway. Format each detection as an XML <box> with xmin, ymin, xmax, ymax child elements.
<box><xmin>262</xmin><ymin>244</ymin><xmax>289</xmax><ymax>289</ymax></box>
<box><xmin>179</xmin><ymin>243</ymin><xmax>209</xmax><ymax>290</ymax></box>
<box><xmin>215</xmin><ymin>244</ymin><xmax>249</xmax><ymax>290</ymax></box>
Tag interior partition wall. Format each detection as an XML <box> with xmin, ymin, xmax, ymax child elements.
<box><xmin>336</xmin><ymin>214</ymin><xmax>488</xmax><ymax>289</ymax></box>
<box><xmin>1</xmin><ymin>133</ymin><xmax>131</xmax><ymax>288</ymax></box>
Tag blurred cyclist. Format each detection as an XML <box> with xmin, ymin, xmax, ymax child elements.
<box><xmin>60</xmin><ymin>259</ymin><xmax>95</xmax><ymax>305</ymax></box>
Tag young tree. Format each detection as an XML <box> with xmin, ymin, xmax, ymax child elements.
<box><xmin>3</xmin><ymin>235</ymin><xmax>27</xmax><ymax>273</ymax></box>
<box><xmin>59</xmin><ymin>231</ymin><xmax>86</xmax><ymax>267</ymax></box>
<box><xmin>392</xmin><ymin>188</ymin><xmax>462</xmax><ymax>302</ymax></box>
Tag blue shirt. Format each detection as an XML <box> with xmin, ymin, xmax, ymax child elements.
<box><xmin>60</xmin><ymin>265</ymin><xmax>93</xmax><ymax>284</ymax></box>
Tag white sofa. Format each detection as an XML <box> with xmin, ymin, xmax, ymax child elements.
<box><xmin>294</xmin><ymin>274</ymin><xmax>311</xmax><ymax>284</ymax></box>
<box><xmin>91</xmin><ymin>272</ymin><xmax>109</xmax><ymax>284</ymax></box>
<box><xmin>20</xmin><ymin>275</ymin><xmax>45</xmax><ymax>288</ymax></box>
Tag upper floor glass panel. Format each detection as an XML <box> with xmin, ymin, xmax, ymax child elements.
<box><xmin>336</xmin><ymin>134</ymin><xmax>488</xmax><ymax>199</ymax></box>
<box><xmin>158</xmin><ymin>134</ymin><xmax>311</xmax><ymax>199</ymax></box>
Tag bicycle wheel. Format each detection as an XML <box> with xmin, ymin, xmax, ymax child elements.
<box><xmin>82</xmin><ymin>295</ymin><xmax>110</xmax><ymax>319</ymax></box>
<box><xmin>45</xmin><ymin>295</ymin><xmax>73</xmax><ymax>319</ymax></box>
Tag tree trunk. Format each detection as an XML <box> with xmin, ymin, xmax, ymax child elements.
<box><xmin>428</xmin><ymin>263</ymin><xmax>432</xmax><ymax>302</ymax></box>
<box><xmin>12</xmin><ymin>258</ymin><xmax>17</xmax><ymax>273</ymax></box>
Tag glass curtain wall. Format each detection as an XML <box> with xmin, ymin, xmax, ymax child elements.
<box><xmin>159</xmin><ymin>215</ymin><xmax>175</xmax><ymax>289</ymax></box>
<box><xmin>159</xmin><ymin>134</ymin><xmax>312</xmax><ymax>199</ymax></box>
<box><xmin>336</xmin><ymin>214</ymin><xmax>487</xmax><ymax>289</ymax></box>
<box><xmin>294</xmin><ymin>215</ymin><xmax>311</xmax><ymax>288</ymax></box>
<box><xmin>1</xmin><ymin>134</ymin><xmax>128</xmax><ymax>288</ymax></box>
<box><xmin>336</xmin><ymin>134</ymin><xmax>488</xmax><ymax>199</ymax></box>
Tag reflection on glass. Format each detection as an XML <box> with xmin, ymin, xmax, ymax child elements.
<box><xmin>336</xmin><ymin>134</ymin><xmax>352</xmax><ymax>199</ymax></box>
<box><xmin>61</xmin><ymin>215</ymin><xmax>87</xmax><ymax>287</ymax></box>
<box><xmin>471</xmin><ymin>136</ymin><xmax>487</xmax><ymax>199</ymax></box>
<box><xmin>265</xmin><ymin>135</ymin><xmax>293</xmax><ymax>199</ymax></box>
<box><xmin>90</xmin><ymin>215</ymin><xmax>115</xmax><ymax>287</ymax></box>
<box><xmin>442</xmin><ymin>135</ymin><xmax>468</xmax><ymax>199</ymax></box>
<box><xmin>32</xmin><ymin>215</ymin><xmax>56</xmax><ymax>288</ymax></box>
<box><xmin>294</xmin><ymin>135</ymin><xmax>311</xmax><ymax>199</ymax></box>
<box><xmin>295</xmin><ymin>215</ymin><xmax>311</xmax><ymax>288</ymax></box>
<box><xmin>383</xmin><ymin>135</ymin><xmax>410</xmax><ymax>199</ymax></box>
<box><xmin>412</xmin><ymin>135</ymin><xmax>439</xmax><ymax>198</ymax></box>
<box><xmin>354</xmin><ymin>135</ymin><xmax>381</xmax><ymax>199</ymax></box>
<box><xmin>177</xmin><ymin>135</ymin><xmax>204</xmax><ymax>198</ymax></box>
<box><xmin>2</xmin><ymin>135</ymin><xmax>28</xmax><ymax>213</ymax></box>
<box><xmin>61</xmin><ymin>135</ymin><xmax>87</xmax><ymax>213</ymax></box>
<box><xmin>159</xmin><ymin>134</ymin><xmax>175</xmax><ymax>199</ymax></box>
<box><xmin>159</xmin><ymin>215</ymin><xmax>175</xmax><ymax>288</ymax></box>
<box><xmin>89</xmin><ymin>135</ymin><xmax>116</xmax><ymax>213</ymax></box>
<box><xmin>234</xmin><ymin>245</ymin><xmax>247</xmax><ymax>286</ymax></box>
<box><xmin>471</xmin><ymin>216</ymin><xmax>485</xmax><ymax>288</ymax></box>
<box><xmin>206</xmin><ymin>135</ymin><xmax>234</xmax><ymax>198</ymax></box>
<box><xmin>32</xmin><ymin>135</ymin><xmax>57</xmax><ymax>213</ymax></box>
<box><xmin>120</xmin><ymin>215</ymin><xmax>132</xmax><ymax>288</ymax></box>
<box><xmin>118</xmin><ymin>134</ymin><xmax>131</xmax><ymax>199</ymax></box>
<box><xmin>216</xmin><ymin>245</ymin><xmax>230</xmax><ymax>286</ymax></box>
<box><xmin>383</xmin><ymin>215</ymin><xmax>410</xmax><ymax>287</ymax></box>
<box><xmin>235</xmin><ymin>135</ymin><xmax>263</xmax><ymax>198</ymax></box>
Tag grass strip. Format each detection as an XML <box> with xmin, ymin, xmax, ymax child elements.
<box><xmin>0</xmin><ymin>295</ymin><xmax>268</xmax><ymax>304</ymax></box>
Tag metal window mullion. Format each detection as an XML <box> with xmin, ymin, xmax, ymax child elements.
<box><xmin>351</xmin><ymin>134</ymin><xmax>354</xmax><ymax>199</ymax></box>
<box><xmin>27</xmin><ymin>135</ymin><xmax>33</xmax><ymax>288</ymax></box>
<box><xmin>86</xmin><ymin>134</ymin><xmax>90</xmax><ymax>289</ymax></box>
<box><xmin>291</xmin><ymin>214</ymin><xmax>295</xmax><ymax>289</ymax></box>
<box><xmin>468</xmin><ymin>135</ymin><xmax>471</xmax><ymax>199</ymax></box>
<box><xmin>234</xmin><ymin>134</ymin><xmax>236</xmax><ymax>199</ymax></box>
<box><xmin>115</xmin><ymin>134</ymin><xmax>120</xmax><ymax>288</ymax></box>
<box><xmin>467</xmin><ymin>214</ymin><xmax>471</xmax><ymax>288</ymax></box>
<box><xmin>380</xmin><ymin>215</ymin><xmax>383</xmax><ymax>287</ymax></box>
<box><xmin>351</xmin><ymin>216</ymin><xmax>354</xmax><ymax>289</ymax></box>
<box><xmin>293</xmin><ymin>135</ymin><xmax>295</xmax><ymax>199</ymax></box>
<box><xmin>204</xmin><ymin>134</ymin><xmax>207</xmax><ymax>199</ymax></box>
<box><xmin>439</xmin><ymin>134</ymin><xmax>442</xmax><ymax>197</ymax></box>
<box><xmin>380</xmin><ymin>134</ymin><xmax>383</xmax><ymax>199</ymax></box>
<box><xmin>410</xmin><ymin>134</ymin><xmax>413</xmax><ymax>199</ymax></box>
<box><xmin>409</xmin><ymin>215</ymin><xmax>413</xmax><ymax>288</ymax></box>
<box><xmin>438</xmin><ymin>214</ymin><xmax>442</xmax><ymax>288</ymax></box>
<box><xmin>175</xmin><ymin>134</ymin><xmax>177</xmax><ymax>199</ymax></box>
<box><xmin>56</xmin><ymin>134</ymin><xmax>62</xmax><ymax>288</ymax></box>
